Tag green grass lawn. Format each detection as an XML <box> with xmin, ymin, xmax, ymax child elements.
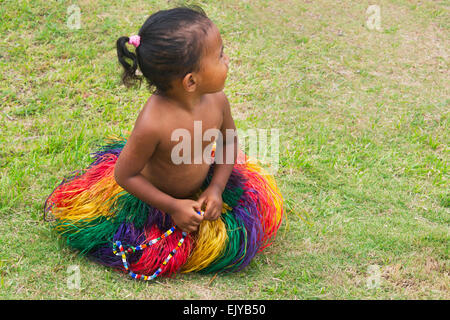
<box><xmin>0</xmin><ymin>0</ymin><xmax>448</xmax><ymax>299</ymax></box>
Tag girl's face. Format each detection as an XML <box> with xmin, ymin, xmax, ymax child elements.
<box><xmin>197</xmin><ymin>24</ymin><xmax>230</xmax><ymax>93</ymax></box>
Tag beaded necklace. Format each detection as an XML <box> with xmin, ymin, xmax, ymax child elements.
<box><xmin>113</xmin><ymin>210</ymin><xmax>204</xmax><ymax>280</ymax></box>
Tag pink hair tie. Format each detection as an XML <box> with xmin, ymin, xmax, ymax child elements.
<box><xmin>128</xmin><ymin>35</ymin><xmax>141</xmax><ymax>48</ymax></box>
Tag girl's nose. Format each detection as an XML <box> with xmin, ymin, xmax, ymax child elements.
<box><xmin>224</xmin><ymin>54</ymin><xmax>230</xmax><ymax>67</ymax></box>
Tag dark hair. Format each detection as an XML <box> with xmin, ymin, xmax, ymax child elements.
<box><xmin>116</xmin><ymin>5</ymin><xmax>213</xmax><ymax>93</ymax></box>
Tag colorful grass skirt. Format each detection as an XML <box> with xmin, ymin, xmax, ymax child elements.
<box><xmin>44</xmin><ymin>136</ymin><xmax>284</xmax><ymax>279</ymax></box>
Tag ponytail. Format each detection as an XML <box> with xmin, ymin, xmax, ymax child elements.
<box><xmin>116</xmin><ymin>36</ymin><xmax>142</xmax><ymax>87</ymax></box>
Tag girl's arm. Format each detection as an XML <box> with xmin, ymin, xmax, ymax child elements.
<box><xmin>198</xmin><ymin>92</ymin><xmax>238</xmax><ymax>220</ymax></box>
<box><xmin>114</xmin><ymin>109</ymin><xmax>176</xmax><ymax>214</ymax></box>
<box><xmin>209</xmin><ymin>91</ymin><xmax>238</xmax><ymax>191</ymax></box>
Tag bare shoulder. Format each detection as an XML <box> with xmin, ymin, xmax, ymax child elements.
<box><xmin>115</xmin><ymin>95</ymin><xmax>165</xmax><ymax>177</ymax></box>
<box><xmin>209</xmin><ymin>90</ymin><xmax>230</xmax><ymax>113</ymax></box>
<box><xmin>130</xmin><ymin>95</ymin><xmax>169</xmax><ymax>145</ymax></box>
<box><xmin>135</xmin><ymin>95</ymin><xmax>168</xmax><ymax>129</ymax></box>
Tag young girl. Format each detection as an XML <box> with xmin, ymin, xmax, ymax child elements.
<box><xmin>45</xmin><ymin>6</ymin><xmax>284</xmax><ymax>280</ymax></box>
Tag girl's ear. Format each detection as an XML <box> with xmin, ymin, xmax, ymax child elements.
<box><xmin>182</xmin><ymin>73</ymin><xmax>197</xmax><ymax>92</ymax></box>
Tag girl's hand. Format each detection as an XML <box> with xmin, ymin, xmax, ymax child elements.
<box><xmin>169</xmin><ymin>199</ymin><xmax>204</xmax><ymax>233</ymax></box>
<box><xmin>197</xmin><ymin>185</ymin><xmax>223</xmax><ymax>221</ymax></box>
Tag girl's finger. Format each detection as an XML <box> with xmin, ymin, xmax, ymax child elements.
<box><xmin>194</xmin><ymin>200</ymin><xmax>203</xmax><ymax>211</ymax></box>
<box><xmin>204</xmin><ymin>200</ymin><xmax>213</xmax><ymax>216</ymax></box>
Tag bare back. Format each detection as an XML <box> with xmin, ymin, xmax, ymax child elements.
<box><xmin>138</xmin><ymin>92</ymin><xmax>224</xmax><ymax>199</ymax></box>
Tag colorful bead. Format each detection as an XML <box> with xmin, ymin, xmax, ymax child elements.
<box><xmin>113</xmin><ymin>218</ymin><xmax>192</xmax><ymax>280</ymax></box>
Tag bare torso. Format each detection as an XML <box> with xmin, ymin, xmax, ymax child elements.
<box><xmin>140</xmin><ymin>93</ymin><xmax>224</xmax><ymax>199</ymax></box>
